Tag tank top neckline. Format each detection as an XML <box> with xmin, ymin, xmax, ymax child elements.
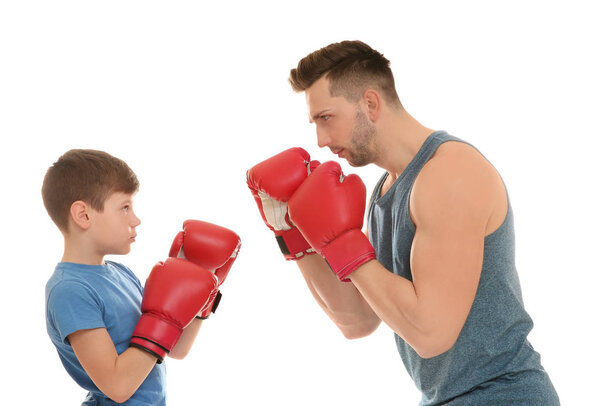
<box><xmin>375</xmin><ymin>130</ymin><xmax>448</xmax><ymax>203</ymax></box>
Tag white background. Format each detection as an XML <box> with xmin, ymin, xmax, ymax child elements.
<box><xmin>1</xmin><ymin>1</ymin><xmax>598</xmax><ymax>404</ymax></box>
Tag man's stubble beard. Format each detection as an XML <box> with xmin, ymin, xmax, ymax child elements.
<box><xmin>346</xmin><ymin>109</ymin><xmax>379</xmax><ymax>167</ymax></box>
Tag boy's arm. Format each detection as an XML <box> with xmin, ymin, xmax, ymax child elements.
<box><xmin>69</xmin><ymin>328</ymin><xmax>157</xmax><ymax>404</ymax></box>
<box><xmin>68</xmin><ymin>259</ymin><xmax>218</xmax><ymax>402</ymax></box>
<box><xmin>168</xmin><ymin>318</ymin><xmax>203</xmax><ymax>359</ymax></box>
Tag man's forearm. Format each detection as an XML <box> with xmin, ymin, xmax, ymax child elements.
<box><xmin>349</xmin><ymin>260</ymin><xmax>460</xmax><ymax>359</ymax></box>
<box><xmin>296</xmin><ymin>254</ymin><xmax>381</xmax><ymax>338</ymax></box>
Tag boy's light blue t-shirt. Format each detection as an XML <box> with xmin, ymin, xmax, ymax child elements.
<box><xmin>46</xmin><ymin>261</ymin><xmax>166</xmax><ymax>405</ymax></box>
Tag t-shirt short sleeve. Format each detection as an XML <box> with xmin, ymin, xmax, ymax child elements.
<box><xmin>47</xmin><ymin>280</ymin><xmax>106</xmax><ymax>344</ymax></box>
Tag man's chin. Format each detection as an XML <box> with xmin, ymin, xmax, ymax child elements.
<box><xmin>346</xmin><ymin>157</ymin><xmax>369</xmax><ymax>167</ymax></box>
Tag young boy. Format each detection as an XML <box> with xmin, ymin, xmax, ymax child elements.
<box><xmin>43</xmin><ymin>149</ymin><xmax>240</xmax><ymax>405</ymax></box>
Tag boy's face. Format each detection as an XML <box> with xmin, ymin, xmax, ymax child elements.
<box><xmin>88</xmin><ymin>191</ymin><xmax>141</xmax><ymax>256</ymax></box>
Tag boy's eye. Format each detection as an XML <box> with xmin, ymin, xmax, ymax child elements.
<box><xmin>122</xmin><ymin>205</ymin><xmax>129</xmax><ymax>212</ymax></box>
<box><xmin>321</xmin><ymin>115</ymin><xmax>330</xmax><ymax>121</ymax></box>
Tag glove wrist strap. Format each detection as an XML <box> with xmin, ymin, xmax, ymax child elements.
<box><xmin>276</xmin><ymin>227</ymin><xmax>316</xmax><ymax>261</ymax></box>
<box><xmin>321</xmin><ymin>230</ymin><xmax>376</xmax><ymax>281</ymax></box>
<box><xmin>130</xmin><ymin>313</ymin><xmax>183</xmax><ymax>357</ymax></box>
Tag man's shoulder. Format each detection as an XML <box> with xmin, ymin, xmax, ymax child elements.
<box><xmin>413</xmin><ymin>139</ymin><xmax>507</xmax><ymax>233</ymax></box>
<box><xmin>423</xmin><ymin>139</ymin><xmax>498</xmax><ymax>184</ymax></box>
<box><xmin>433</xmin><ymin>138</ymin><xmax>483</xmax><ymax>161</ymax></box>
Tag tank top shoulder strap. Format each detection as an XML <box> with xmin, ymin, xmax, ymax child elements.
<box><xmin>405</xmin><ymin>131</ymin><xmax>464</xmax><ymax>178</ymax></box>
<box><xmin>367</xmin><ymin>131</ymin><xmax>460</xmax><ymax>222</ymax></box>
<box><xmin>373</xmin><ymin>131</ymin><xmax>464</xmax><ymax>200</ymax></box>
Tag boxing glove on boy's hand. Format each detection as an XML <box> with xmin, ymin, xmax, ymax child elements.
<box><xmin>288</xmin><ymin>161</ymin><xmax>376</xmax><ymax>281</ymax></box>
<box><xmin>246</xmin><ymin>147</ymin><xmax>319</xmax><ymax>260</ymax></box>
<box><xmin>129</xmin><ymin>258</ymin><xmax>218</xmax><ymax>362</ymax></box>
<box><xmin>169</xmin><ymin>219</ymin><xmax>241</xmax><ymax>319</ymax></box>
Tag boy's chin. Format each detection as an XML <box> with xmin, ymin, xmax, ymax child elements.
<box><xmin>110</xmin><ymin>246</ymin><xmax>132</xmax><ymax>255</ymax></box>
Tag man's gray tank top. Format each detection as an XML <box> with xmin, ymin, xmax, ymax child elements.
<box><xmin>367</xmin><ymin>131</ymin><xmax>559</xmax><ymax>405</ymax></box>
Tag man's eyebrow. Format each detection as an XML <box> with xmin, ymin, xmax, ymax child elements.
<box><xmin>310</xmin><ymin>109</ymin><xmax>331</xmax><ymax>122</ymax></box>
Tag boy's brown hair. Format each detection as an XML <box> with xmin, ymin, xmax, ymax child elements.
<box><xmin>289</xmin><ymin>40</ymin><xmax>401</xmax><ymax>107</ymax></box>
<box><xmin>42</xmin><ymin>149</ymin><xmax>139</xmax><ymax>232</ymax></box>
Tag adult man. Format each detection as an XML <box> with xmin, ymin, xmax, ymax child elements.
<box><xmin>247</xmin><ymin>40</ymin><xmax>559</xmax><ymax>404</ymax></box>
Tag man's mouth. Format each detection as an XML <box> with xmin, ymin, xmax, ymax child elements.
<box><xmin>331</xmin><ymin>148</ymin><xmax>344</xmax><ymax>157</ymax></box>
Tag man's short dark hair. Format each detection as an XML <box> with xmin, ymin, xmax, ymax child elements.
<box><xmin>289</xmin><ymin>40</ymin><xmax>401</xmax><ymax>106</ymax></box>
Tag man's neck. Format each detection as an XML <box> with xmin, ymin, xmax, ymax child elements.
<box><xmin>374</xmin><ymin>109</ymin><xmax>434</xmax><ymax>182</ymax></box>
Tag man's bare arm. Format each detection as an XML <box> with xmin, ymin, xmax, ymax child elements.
<box><xmin>349</xmin><ymin>143</ymin><xmax>505</xmax><ymax>358</ymax></box>
<box><xmin>297</xmin><ymin>254</ymin><xmax>381</xmax><ymax>338</ymax></box>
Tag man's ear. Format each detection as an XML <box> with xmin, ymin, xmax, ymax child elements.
<box><xmin>362</xmin><ymin>89</ymin><xmax>382</xmax><ymax>122</ymax></box>
<box><xmin>70</xmin><ymin>201</ymin><xmax>92</xmax><ymax>230</ymax></box>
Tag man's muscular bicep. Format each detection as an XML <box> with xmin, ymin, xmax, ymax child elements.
<box><xmin>408</xmin><ymin>143</ymin><xmax>495</xmax><ymax>351</ymax></box>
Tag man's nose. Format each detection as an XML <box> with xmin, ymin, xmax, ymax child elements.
<box><xmin>316</xmin><ymin>129</ymin><xmax>330</xmax><ymax>148</ymax></box>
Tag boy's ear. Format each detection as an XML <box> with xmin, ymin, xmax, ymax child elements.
<box><xmin>70</xmin><ymin>200</ymin><xmax>92</xmax><ymax>230</ymax></box>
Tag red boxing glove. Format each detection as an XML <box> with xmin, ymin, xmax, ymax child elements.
<box><xmin>246</xmin><ymin>147</ymin><xmax>320</xmax><ymax>260</ymax></box>
<box><xmin>169</xmin><ymin>220</ymin><xmax>241</xmax><ymax>319</ymax></box>
<box><xmin>288</xmin><ymin>161</ymin><xmax>376</xmax><ymax>281</ymax></box>
<box><xmin>129</xmin><ymin>257</ymin><xmax>218</xmax><ymax>362</ymax></box>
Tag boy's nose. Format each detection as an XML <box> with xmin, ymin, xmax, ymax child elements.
<box><xmin>131</xmin><ymin>212</ymin><xmax>141</xmax><ymax>227</ymax></box>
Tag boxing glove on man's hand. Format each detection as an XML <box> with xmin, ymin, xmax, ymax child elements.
<box><xmin>246</xmin><ymin>147</ymin><xmax>319</xmax><ymax>260</ymax></box>
<box><xmin>129</xmin><ymin>258</ymin><xmax>218</xmax><ymax>363</ymax></box>
<box><xmin>288</xmin><ymin>161</ymin><xmax>376</xmax><ymax>281</ymax></box>
<box><xmin>169</xmin><ymin>219</ymin><xmax>241</xmax><ymax>319</ymax></box>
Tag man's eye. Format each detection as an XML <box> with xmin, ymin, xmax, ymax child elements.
<box><xmin>321</xmin><ymin>115</ymin><xmax>330</xmax><ymax>121</ymax></box>
<box><xmin>122</xmin><ymin>205</ymin><xmax>129</xmax><ymax>212</ymax></box>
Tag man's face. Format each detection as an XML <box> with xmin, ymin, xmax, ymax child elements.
<box><xmin>88</xmin><ymin>191</ymin><xmax>141</xmax><ymax>256</ymax></box>
<box><xmin>305</xmin><ymin>76</ymin><xmax>378</xmax><ymax>167</ymax></box>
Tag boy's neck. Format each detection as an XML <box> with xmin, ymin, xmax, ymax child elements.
<box><xmin>62</xmin><ymin>235</ymin><xmax>105</xmax><ymax>265</ymax></box>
